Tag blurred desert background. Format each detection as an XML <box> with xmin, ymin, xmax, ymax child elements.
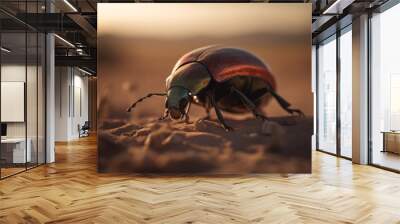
<box><xmin>97</xmin><ymin>3</ymin><xmax>312</xmax><ymax>173</ymax></box>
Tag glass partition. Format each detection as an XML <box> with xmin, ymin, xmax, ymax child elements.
<box><xmin>38</xmin><ymin>32</ymin><xmax>45</xmax><ymax>165</ymax></box>
<box><xmin>0</xmin><ymin>2</ymin><xmax>46</xmax><ymax>179</ymax></box>
<box><xmin>26</xmin><ymin>0</ymin><xmax>44</xmax><ymax>169</ymax></box>
<box><xmin>1</xmin><ymin>31</ymin><xmax>28</xmax><ymax>177</ymax></box>
<box><xmin>27</xmin><ymin>30</ymin><xmax>38</xmax><ymax>169</ymax></box>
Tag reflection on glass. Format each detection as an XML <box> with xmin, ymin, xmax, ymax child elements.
<box><xmin>340</xmin><ymin>29</ymin><xmax>352</xmax><ymax>158</ymax></box>
<box><xmin>318</xmin><ymin>36</ymin><xmax>337</xmax><ymax>154</ymax></box>
<box><xmin>371</xmin><ymin>3</ymin><xmax>400</xmax><ymax>171</ymax></box>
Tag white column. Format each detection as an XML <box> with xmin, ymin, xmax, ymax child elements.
<box><xmin>352</xmin><ymin>14</ymin><xmax>369</xmax><ymax>164</ymax></box>
<box><xmin>46</xmin><ymin>33</ymin><xmax>55</xmax><ymax>163</ymax></box>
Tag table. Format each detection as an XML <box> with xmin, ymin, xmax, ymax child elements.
<box><xmin>1</xmin><ymin>138</ymin><xmax>31</xmax><ymax>164</ymax></box>
<box><xmin>382</xmin><ymin>131</ymin><xmax>400</xmax><ymax>154</ymax></box>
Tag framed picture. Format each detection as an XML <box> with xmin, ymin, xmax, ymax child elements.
<box><xmin>98</xmin><ymin>3</ymin><xmax>312</xmax><ymax>174</ymax></box>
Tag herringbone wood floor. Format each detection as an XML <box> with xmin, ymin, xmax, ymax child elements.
<box><xmin>1</xmin><ymin>135</ymin><xmax>400</xmax><ymax>224</ymax></box>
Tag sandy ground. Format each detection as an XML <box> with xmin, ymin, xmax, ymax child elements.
<box><xmin>98</xmin><ymin>116</ymin><xmax>312</xmax><ymax>174</ymax></box>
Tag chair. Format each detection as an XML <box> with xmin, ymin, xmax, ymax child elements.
<box><xmin>79</xmin><ymin>121</ymin><xmax>90</xmax><ymax>138</ymax></box>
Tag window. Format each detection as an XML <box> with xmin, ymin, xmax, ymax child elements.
<box><xmin>370</xmin><ymin>3</ymin><xmax>400</xmax><ymax>171</ymax></box>
<box><xmin>339</xmin><ymin>28</ymin><xmax>352</xmax><ymax>158</ymax></box>
<box><xmin>316</xmin><ymin>25</ymin><xmax>353</xmax><ymax>159</ymax></box>
<box><xmin>317</xmin><ymin>35</ymin><xmax>337</xmax><ymax>154</ymax></box>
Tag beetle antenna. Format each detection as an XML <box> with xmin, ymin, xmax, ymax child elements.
<box><xmin>126</xmin><ymin>93</ymin><xmax>167</xmax><ymax>112</ymax></box>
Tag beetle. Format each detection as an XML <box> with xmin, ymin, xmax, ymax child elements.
<box><xmin>127</xmin><ymin>45</ymin><xmax>303</xmax><ymax>131</ymax></box>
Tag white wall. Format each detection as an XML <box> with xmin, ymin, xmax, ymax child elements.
<box><xmin>71</xmin><ymin>73</ymin><xmax>89</xmax><ymax>138</ymax></box>
<box><xmin>55</xmin><ymin>67</ymin><xmax>89</xmax><ymax>141</ymax></box>
<box><xmin>1</xmin><ymin>65</ymin><xmax>26</xmax><ymax>139</ymax></box>
<box><xmin>1</xmin><ymin>65</ymin><xmax>39</xmax><ymax>138</ymax></box>
<box><xmin>55</xmin><ymin>67</ymin><xmax>69</xmax><ymax>141</ymax></box>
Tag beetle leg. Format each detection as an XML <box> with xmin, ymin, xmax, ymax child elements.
<box><xmin>211</xmin><ymin>94</ymin><xmax>233</xmax><ymax>131</ymax></box>
<box><xmin>285</xmin><ymin>108</ymin><xmax>305</xmax><ymax>117</ymax></box>
<box><xmin>231</xmin><ymin>87</ymin><xmax>269</xmax><ymax>121</ymax></box>
<box><xmin>265</xmin><ymin>86</ymin><xmax>305</xmax><ymax>117</ymax></box>
<box><xmin>250</xmin><ymin>86</ymin><xmax>304</xmax><ymax>117</ymax></box>
<box><xmin>158</xmin><ymin>109</ymin><xmax>169</xmax><ymax>121</ymax></box>
<box><xmin>185</xmin><ymin>115</ymin><xmax>192</xmax><ymax>124</ymax></box>
<box><xmin>201</xmin><ymin>97</ymin><xmax>211</xmax><ymax>120</ymax></box>
<box><xmin>203</xmin><ymin>107</ymin><xmax>211</xmax><ymax>120</ymax></box>
<box><xmin>184</xmin><ymin>102</ymin><xmax>193</xmax><ymax>124</ymax></box>
<box><xmin>126</xmin><ymin>93</ymin><xmax>167</xmax><ymax>112</ymax></box>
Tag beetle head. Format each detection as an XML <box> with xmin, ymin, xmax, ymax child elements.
<box><xmin>166</xmin><ymin>86</ymin><xmax>191</xmax><ymax>120</ymax></box>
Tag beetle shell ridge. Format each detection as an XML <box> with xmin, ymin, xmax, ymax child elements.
<box><xmin>170</xmin><ymin>46</ymin><xmax>276</xmax><ymax>91</ymax></box>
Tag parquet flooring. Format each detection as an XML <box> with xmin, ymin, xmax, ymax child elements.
<box><xmin>1</xmin><ymin>135</ymin><xmax>400</xmax><ymax>223</ymax></box>
<box><xmin>1</xmin><ymin>167</ymin><xmax>26</xmax><ymax>178</ymax></box>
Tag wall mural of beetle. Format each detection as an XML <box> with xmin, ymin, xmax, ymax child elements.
<box><xmin>127</xmin><ymin>45</ymin><xmax>304</xmax><ymax>131</ymax></box>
